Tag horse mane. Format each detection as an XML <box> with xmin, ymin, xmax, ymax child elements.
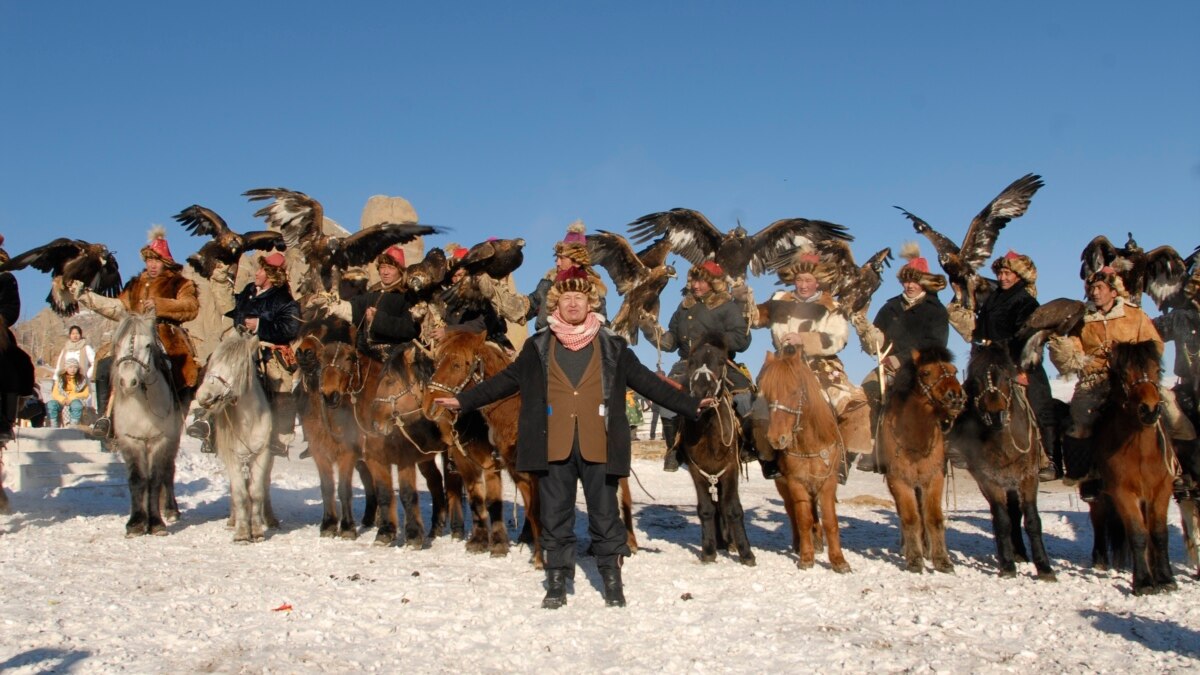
<box><xmin>761</xmin><ymin>346</ymin><xmax>838</xmax><ymax>443</ymax></box>
<box><xmin>112</xmin><ymin>312</ymin><xmax>154</xmax><ymax>351</ymax></box>
<box><xmin>208</xmin><ymin>331</ymin><xmax>260</xmax><ymax>392</ymax></box>
<box><xmin>964</xmin><ymin>342</ymin><xmax>1015</xmax><ymax>397</ymax></box>
<box><xmin>438</xmin><ymin>329</ymin><xmax>510</xmax><ymax>375</ymax></box>
<box><xmin>891</xmin><ymin>345</ymin><xmax>956</xmax><ymax>402</ymax></box>
<box><xmin>1108</xmin><ymin>341</ymin><xmax>1161</xmax><ymax>381</ymax></box>
<box><xmin>695</xmin><ymin>332</ymin><xmax>728</xmax><ymax>355</ymax></box>
<box><xmin>299</xmin><ymin>315</ymin><xmax>354</xmax><ymax>344</ymax></box>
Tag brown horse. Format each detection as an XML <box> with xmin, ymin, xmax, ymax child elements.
<box><xmin>319</xmin><ymin>342</ymin><xmax>452</xmax><ymax>547</ymax></box>
<box><xmin>1089</xmin><ymin>341</ymin><xmax>1177</xmax><ymax>595</ymax></box>
<box><xmin>955</xmin><ymin>343</ymin><xmax>1055</xmax><ymax>580</ymax></box>
<box><xmin>294</xmin><ymin>331</ymin><xmax>377</xmax><ymax>538</ymax></box>
<box><xmin>757</xmin><ymin>346</ymin><xmax>848</xmax><ymax>572</ymax></box>
<box><xmin>421</xmin><ymin>330</ymin><xmax>543</xmax><ymax>567</ymax></box>
<box><xmin>679</xmin><ymin>335</ymin><xmax>755</xmax><ymax>565</ymax></box>
<box><xmin>880</xmin><ymin>346</ymin><xmax>966</xmax><ymax>573</ymax></box>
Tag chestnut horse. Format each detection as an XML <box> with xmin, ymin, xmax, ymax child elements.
<box><xmin>757</xmin><ymin>345</ymin><xmax>848</xmax><ymax>572</ymax></box>
<box><xmin>318</xmin><ymin>342</ymin><xmax>452</xmax><ymax>547</ymax></box>
<box><xmin>421</xmin><ymin>330</ymin><xmax>543</xmax><ymax>567</ymax></box>
<box><xmin>294</xmin><ymin>329</ymin><xmax>377</xmax><ymax>538</ymax></box>
<box><xmin>879</xmin><ymin>346</ymin><xmax>965</xmax><ymax>573</ymax></box>
<box><xmin>679</xmin><ymin>335</ymin><xmax>754</xmax><ymax>565</ymax></box>
<box><xmin>1088</xmin><ymin>341</ymin><xmax>1177</xmax><ymax>595</ymax></box>
<box><xmin>955</xmin><ymin>343</ymin><xmax>1055</xmax><ymax>580</ymax></box>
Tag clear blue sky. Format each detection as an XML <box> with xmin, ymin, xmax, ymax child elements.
<box><xmin>2</xmin><ymin>2</ymin><xmax>1197</xmax><ymax>380</ymax></box>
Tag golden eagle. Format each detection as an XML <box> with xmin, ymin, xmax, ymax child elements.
<box><xmin>243</xmin><ymin>187</ymin><xmax>444</xmax><ymax>296</ymax></box>
<box><xmin>897</xmin><ymin>173</ymin><xmax>1044</xmax><ymax>310</ymax></box>
<box><xmin>1016</xmin><ymin>298</ymin><xmax>1087</xmax><ymax>369</ymax></box>
<box><xmin>172</xmin><ymin>205</ymin><xmax>284</xmax><ymax>279</ymax></box>
<box><xmin>810</xmin><ymin>239</ymin><xmax>894</xmax><ymax>318</ymax></box>
<box><xmin>586</xmin><ymin>231</ymin><xmax>677</xmax><ymax>344</ymax></box>
<box><xmin>1079</xmin><ymin>233</ymin><xmax>1190</xmax><ymax>309</ymax></box>
<box><xmin>2</xmin><ymin>238</ymin><xmax>122</xmax><ymax>316</ymax></box>
<box><xmin>626</xmin><ymin>208</ymin><xmax>852</xmax><ymax>282</ymax></box>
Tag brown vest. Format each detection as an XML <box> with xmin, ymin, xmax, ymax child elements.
<box><xmin>546</xmin><ymin>340</ymin><xmax>607</xmax><ymax>462</ymax></box>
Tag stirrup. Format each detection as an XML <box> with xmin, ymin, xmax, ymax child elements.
<box><xmin>185</xmin><ymin>419</ymin><xmax>210</xmax><ymax>441</ymax></box>
<box><xmin>89</xmin><ymin>417</ymin><xmax>112</xmax><ymax>439</ymax></box>
<box><xmin>298</xmin><ymin>447</ymin><xmax>311</xmax><ymax>460</ymax></box>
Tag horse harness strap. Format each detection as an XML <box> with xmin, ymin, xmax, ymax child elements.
<box><xmin>695</xmin><ymin>465</ymin><xmax>727</xmax><ymax>503</ymax></box>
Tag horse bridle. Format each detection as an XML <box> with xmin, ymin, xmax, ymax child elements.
<box><xmin>428</xmin><ymin>355</ymin><xmax>484</xmax><ymax>398</ymax></box>
<box><xmin>1117</xmin><ymin>371</ymin><xmax>1163</xmax><ymax>422</ymax></box>
<box><xmin>973</xmin><ymin>367</ymin><xmax>1011</xmax><ymax>428</ymax></box>
<box><xmin>321</xmin><ymin>343</ymin><xmax>366</xmax><ymax>406</ymax></box>
<box><xmin>114</xmin><ymin>335</ymin><xmax>163</xmax><ymax>391</ymax></box>
<box><xmin>768</xmin><ymin>388</ymin><xmax>806</xmax><ymax>437</ymax></box>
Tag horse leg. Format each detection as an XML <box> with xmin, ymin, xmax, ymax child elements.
<box><xmin>925</xmin><ymin>472</ymin><xmax>953</xmax><ymax>573</ymax></box>
<box><xmin>1180</xmin><ymin>499</ymin><xmax>1200</xmax><ymax>578</ymax></box>
<box><xmin>355</xmin><ymin>458</ymin><xmax>376</xmax><ymax>528</ymax></box>
<box><xmin>223</xmin><ymin>453</ymin><xmax>252</xmax><ymax>543</ymax></box>
<box><xmin>124</xmin><ymin>455</ymin><xmax>150</xmax><ymax>537</ymax></box>
<box><xmin>819</xmin><ymin>476</ymin><xmax>850</xmax><ymax>573</ymax></box>
<box><xmin>1108</xmin><ymin>490</ymin><xmax>1156</xmax><ymax>595</ymax></box>
<box><xmin>886</xmin><ymin>477</ymin><xmax>923</xmax><ymax>573</ymax></box>
<box><xmin>483</xmin><ymin>467</ymin><xmax>508</xmax><ymax>557</ymax></box>
<box><xmin>1020</xmin><ymin>483</ymin><xmax>1056</xmax><ymax>581</ymax></box>
<box><xmin>692</xmin><ymin>476</ymin><xmax>719</xmax><ymax>563</ymax></box>
<box><xmin>620</xmin><ymin>477</ymin><xmax>638</xmax><ymax>554</ymax></box>
<box><xmin>811</xmin><ymin>498</ymin><xmax>824</xmax><ymax>554</ymax></box>
<box><xmin>248</xmin><ymin>453</ymin><xmax>272</xmax><ymax>542</ymax></box>
<box><xmin>983</xmin><ymin>484</ymin><xmax>1017</xmax><ymax>577</ymax></box>
<box><xmin>442</xmin><ymin>453</ymin><xmax>466</xmax><ymax>540</ymax></box>
<box><xmin>313</xmin><ymin>446</ymin><xmax>339</xmax><ymax>537</ymax></box>
<box><xmin>1148</xmin><ymin>487</ymin><xmax>1177</xmax><ymax>592</ymax></box>
<box><xmin>160</xmin><ymin>454</ymin><xmax>180</xmax><ymax>523</ymax></box>
<box><xmin>720</xmin><ymin>475</ymin><xmax>755</xmax><ymax>566</ymax></box>
<box><xmin>775</xmin><ymin>479</ymin><xmax>801</xmax><ymax>554</ymax></box>
<box><xmin>397</xmin><ymin>464</ymin><xmax>425</xmax><ymax>549</ymax></box>
<box><xmin>515</xmin><ymin>473</ymin><xmax>543</xmax><ymax>568</ymax></box>
<box><xmin>332</xmin><ymin>449</ymin><xmax>359</xmax><ymax>539</ymax></box>
<box><xmin>367</xmin><ymin>455</ymin><xmax>398</xmax><ymax>546</ymax></box>
<box><xmin>1089</xmin><ymin>499</ymin><xmax>1111</xmax><ymax>570</ymax></box>
<box><xmin>790</xmin><ymin>479</ymin><xmax>816</xmax><ymax>569</ymax></box>
<box><xmin>1006</xmin><ymin>490</ymin><xmax>1029</xmax><ymax>563</ymax></box>
<box><xmin>418</xmin><ymin>458</ymin><xmax>448</xmax><ymax>539</ymax></box>
<box><xmin>456</xmin><ymin>452</ymin><xmax>490</xmax><ymax>553</ymax></box>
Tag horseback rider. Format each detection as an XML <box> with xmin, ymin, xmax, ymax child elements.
<box><xmin>853</xmin><ymin>243</ymin><xmax>950</xmax><ymax>472</ymax></box>
<box><xmin>314</xmin><ymin>245</ymin><xmax>421</xmax><ymax>361</ymax></box>
<box><xmin>1049</xmin><ymin>267</ymin><xmax>1197</xmax><ymax>501</ymax></box>
<box><xmin>946</xmin><ymin>250</ymin><xmax>1059</xmax><ymax>481</ymax></box>
<box><xmin>527</xmin><ymin>220</ymin><xmax>607</xmax><ymax>330</ymax></box>
<box><xmin>750</xmin><ymin>249</ymin><xmax>872</xmax><ymax>479</ymax></box>
<box><xmin>187</xmin><ymin>252</ymin><xmax>301</xmax><ymax>457</ymax></box>
<box><xmin>434</xmin><ymin>243</ymin><xmax>514</xmax><ymax>352</ymax></box>
<box><xmin>77</xmin><ymin>227</ymin><xmax>200</xmax><ymax>438</ymax></box>
<box><xmin>640</xmin><ymin>260</ymin><xmax>756</xmax><ymax>473</ymax></box>
<box><xmin>1153</xmin><ymin>271</ymin><xmax>1200</xmax><ymax>495</ymax></box>
<box><xmin>1</xmin><ymin>234</ymin><xmax>36</xmax><ymax>445</ymax></box>
<box><xmin>434</xmin><ymin>265</ymin><xmax>709</xmax><ymax>609</ymax></box>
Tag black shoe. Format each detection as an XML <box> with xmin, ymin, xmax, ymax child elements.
<box><xmin>1079</xmin><ymin>478</ymin><xmax>1102</xmax><ymax>503</ymax></box>
<box><xmin>760</xmin><ymin>458</ymin><xmax>781</xmax><ymax>480</ymax></box>
<box><xmin>1038</xmin><ymin>466</ymin><xmax>1059</xmax><ymax>482</ymax></box>
<box><xmin>0</xmin><ymin>427</ymin><xmax>13</xmax><ymax>444</ymax></box>
<box><xmin>1062</xmin><ymin>436</ymin><xmax>1092</xmax><ymax>484</ymax></box>
<box><xmin>269</xmin><ymin>440</ymin><xmax>289</xmax><ymax>458</ymax></box>
<box><xmin>185</xmin><ymin>419</ymin><xmax>210</xmax><ymax>441</ymax></box>
<box><xmin>663</xmin><ymin>447</ymin><xmax>680</xmax><ymax>473</ymax></box>
<box><xmin>542</xmin><ymin>569</ymin><xmax>568</xmax><ymax>609</ymax></box>
<box><xmin>1173</xmin><ymin>476</ymin><xmax>1196</xmax><ymax>502</ymax></box>
<box><xmin>89</xmin><ymin>417</ymin><xmax>111</xmax><ymax>439</ymax></box>
<box><xmin>298</xmin><ymin>447</ymin><xmax>311</xmax><ymax>460</ymax></box>
<box><xmin>600</xmin><ymin>568</ymin><xmax>626</xmax><ymax>608</ymax></box>
<box><xmin>856</xmin><ymin>451</ymin><xmax>879</xmax><ymax>473</ymax></box>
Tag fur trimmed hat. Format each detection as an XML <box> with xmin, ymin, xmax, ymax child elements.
<box><xmin>140</xmin><ymin>225</ymin><xmax>181</xmax><ymax>269</ymax></box>
<box><xmin>376</xmin><ymin>245</ymin><xmax>406</xmax><ymax>269</ymax></box>
<box><xmin>687</xmin><ymin>260</ymin><xmax>728</xmax><ymax>293</ymax></box>
<box><xmin>777</xmin><ymin>248</ymin><xmax>832</xmax><ymax>286</ymax></box>
<box><xmin>991</xmin><ymin>250</ymin><xmax>1038</xmax><ymax>298</ymax></box>
<box><xmin>444</xmin><ymin>242</ymin><xmax>469</xmax><ymax>262</ymax></box>
<box><xmin>546</xmin><ymin>265</ymin><xmax>602</xmax><ymax>312</ymax></box>
<box><xmin>897</xmin><ymin>242</ymin><xmax>946</xmax><ymax>292</ymax></box>
<box><xmin>553</xmin><ymin>220</ymin><xmax>591</xmax><ymax>266</ymax></box>
<box><xmin>1086</xmin><ymin>265</ymin><xmax>1127</xmax><ymax>299</ymax></box>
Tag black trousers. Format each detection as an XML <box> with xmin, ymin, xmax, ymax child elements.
<box><xmin>539</xmin><ymin>446</ymin><xmax>629</xmax><ymax>574</ymax></box>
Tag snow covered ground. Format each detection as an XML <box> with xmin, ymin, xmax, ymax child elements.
<box><xmin>1</xmin><ymin>432</ymin><xmax>1199</xmax><ymax>673</ymax></box>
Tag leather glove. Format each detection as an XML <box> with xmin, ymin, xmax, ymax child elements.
<box><xmin>946</xmin><ymin>301</ymin><xmax>976</xmax><ymax>342</ymax></box>
<box><xmin>731</xmin><ymin>282</ymin><xmax>753</xmax><ymax>304</ymax></box>
<box><xmin>68</xmin><ymin>280</ymin><xmax>87</xmax><ymax>296</ymax></box>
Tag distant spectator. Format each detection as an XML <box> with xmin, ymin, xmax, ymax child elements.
<box><xmin>54</xmin><ymin>325</ymin><xmax>96</xmax><ymax>384</ymax></box>
<box><xmin>48</xmin><ymin>358</ymin><xmax>89</xmax><ymax>427</ymax></box>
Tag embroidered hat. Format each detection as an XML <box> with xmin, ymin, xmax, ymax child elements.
<box><xmin>140</xmin><ymin>225</ymin><xmax>181</xmax><ymax>269</ymax></box>
<box><xmin>897</xmin><ymin>242</ymin><xmax>947</xmax><ymax>292</ymax></box>
<box><xmin>376</xmin><ymin>245</ymin><xmax>406</xmax><ymax>268</ymax></box>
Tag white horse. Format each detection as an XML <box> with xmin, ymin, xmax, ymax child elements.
<box><xmin>110</xmin><ymin>312</ymin><xmax>183</xmax><ymax>536</ymax></box>
<box><xmin>195</xmin><ymin>330</ymin><xmax>274</xmax><ymax>543</ymax></box>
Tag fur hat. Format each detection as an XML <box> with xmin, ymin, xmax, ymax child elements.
<box><xmin>376</xmin><ymin>245</ymin><xmax>406</xmax><ymax>269</ymax></box>
<box><xmin>777</xmin><ymin>248</ymin><xmax>832</xmax><ymax>286</ymax></box>
<box><xmin>258</xmin><ymin>251</ymin><xmax>288</xmax><ymax>287</ymax></box>
<box><xmin>991</xmin><ymin>250</ymin><xmax>1038</xmax><ymax>297</ymax></box>
<box><xmin>687</xmin><ymin>260</ymin><xmax>728</xmax><ymax>293</ymax></box>
<box><xmin>65</xmin><ymin>357</ymin><xmax>80</xmax><ymax>368</ymax></box>
<box><xmin>897</xmin><ymin>242</ymin><xmax>946</xmax><ymax>292</ymax></box>
<box><xmin>553</xmin><ymin>220</ymin><xmax>591</xmax><ymax>266</ymax></box>
<box><xmin>140</xmin><ymin>225</ymin><xmax>181</xmax><ymax>269</ymax></box>
<box><xmin>546</xmin><ymin>265</ymin><xmax>602</xmax><ymax>312</ymax></box>
<box><xmin>1086</xmin><ymin>265</ymin><xmax>1127</xmax><ymax>299</ymax></box>
<box><xmin>444</xmin><ymin>242</ymin><xmax>469</xmax><ymax>262</ymax></box>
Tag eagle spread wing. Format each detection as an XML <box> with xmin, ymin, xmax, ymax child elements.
<box><xmin>587</xmin><ymin>231</ymin><xmax>649</xmax><ymax>294</ymax></box>
<box><xmin>627</xmin><ymin>209</ymin><xmax>723</xmax><ymax>269</ymax></box>
<box><xmin>745</xmin><ymin>218</ymin><xmax>853</xmax><ymax>278</ymax></box>
<box><xmin>4</xmin><ymin>238</ymin><xmax>122</xmax><ymax>316</ymax></box>
<box><xmin>175</xmin><ymin>205</ymin><xmax>284</xmax><ymax>278</ymax></box>
<box><xmin>459</xmin><ymin>237</ymin><xmax>525</xmax><ymax>279</ymax></box>
<box><xmin>333</xmin><ymin>223</ymin><xmax>446</xmax><ymax>269</ymax></box>
<box><xmin>1144</xmin><ymin>245</ymin><xmax>1188</xmax><ymax>310</ymax></box>
<box><xmin>959</xmin><ymin>173</ymin><xmax>1044</xmax><ymax>271</ymax></box>
<box><xmin>244</xmin><ymin>187</ymin><xmax>324</xmax><ymax>249</ymax></box>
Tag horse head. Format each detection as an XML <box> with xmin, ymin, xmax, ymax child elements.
<box><xmin>422</xmin><ymin>330</ymin><xmax>487</xmax><ymax>423</ymax></box>
<box><xmin>113</xmin><ymin>312</ymin><xmax>163</xmax><ymax>394</ymax></box>
<box><xmin>1109</xmin><ymin>341</ymin><xmax>1163</xmax><ymax>427</ymax></box>
<box><xmin>370</xmin><ymin>345</ymin><xmax>429</xmax><ymax>434</ymax></box>
<box><xmin>966</xmin><ymin>342</ymin><xmax>1017</xmax><ymax>429</ymax></box>
<box><xmin>909</xmin><ymin>347</ymin><xmax>965</xmax><ymax>428</ymax></box>
<box><xmin>686</xmin><ymin>334</ymin><xmax>729</xmax><ymax>401</ymax></box>
<box><xmin>195</xmin><ymin>331</ymin><xmax>260</xmax><ymax>412</ymax></box>
<box><xmin>319</xmin><ymin>341</ymin><xmax>360</xmax><ymax>409</ymax></box>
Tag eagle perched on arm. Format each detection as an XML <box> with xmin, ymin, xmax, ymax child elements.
<box><xmin>1079</xmin><ymin>233</ymin><xmax>1190</xmax><ymax>309</ymax></box>
<box><xmin>243</xmin><ymin>187</ymin><xmax>445</xmax><ymax>296</ymax></box>
<box><xmin>810</xmin><ymin>239</ymin><xmax>894</xmax><ymax>318</ymax></box>
<box><xmin>586</xmin><ymin>230</ymin><xmax>677</xmax><ymax>343</ymax></box>
<box><xmin>626</xmin><ymin>208</ymin><xmax>853</xmax><ymax>283</ymax></box>
<box><xmin>172</xmin><ymin>205</ymin><xmax>284</xmax><ymax>279</ymax></box>
<box><xmin>897</xmin><ymin>173</ymin><xmax>1044</xmax><ymax>310</ymax></box>
<box><xmin>1</xmin><ymin>238</ymin><xmax>122</xmax><ymax>316</ymax></box>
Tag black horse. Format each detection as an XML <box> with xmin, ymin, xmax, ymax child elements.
<box><xmin>952</xmin><ymin>342</ymin><xmax>1055</xmax><ymax>580</ymax></box>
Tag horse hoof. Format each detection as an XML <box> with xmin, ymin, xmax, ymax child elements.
<box><xmin>699</xmin><ymin>554</ymin><xmax>717</xmax><ymax>564</ymax></box>
<box><xmin>797</xmin><ymin>559</ymin><xmax>815</xmax><ymax>570</ymax></box>
<box><xmin>1092</xmin><ymin>562</ymin><xmax>1110</xmax><ymax>572</ymax></box>
<box><xmin>465</xmin><ymin>541</ymin><xmax>488</xmax><ymax>554</ymax></box>
<box><xmin>831</xmin><ymin>561</ymin><xmax>852</xmax><ymax>574</ymax></box>
<box><xmin>1156</xmin><ymin>581</ymin><xmax>1178</xmax><ymax>593</ymax></box>
<box><xmin>934</xmin><ymin>562</ymin><xmax>955</xmax><ymax>574</ymax></box>
<box><xmin>124</xmin><ymin>529</ymin><xmax>145</xmax><ymax>539</ymax></box>
<box><xmin>339</xmin><ymin>529</ymin><xmax>359</xmax><ymax>541</ymax></box>
<box><xmin>406</xmin><ymin>538</ymin><xmax>424</xmax><ymax>550</ymax></box>
<box><xmin>320</xmin><ymin>528</ymin><xmax>338</xmax><ymax>539</ymax></box>
<box><xmin>740</xmin><ymin>556</ymin><xmax>757</xmax><ymax>567</ymax></box>
<box><xmin>1038</xmin><ymin>572</ymin><xmax>1059</xmax><ymax>583</ymax></box>
<box><xmin>904</xmin><ymin>562</ymin><xmax>924</xmax><ymax>574</ymax></box>
<box><xmin>1014</xmin><ymin>554</ymin><xmax>1029</xmax><ymax>563</ymax></box>
<box><xmin>374</xmin><ymin>533</ymin><xmax>396</xmax><ymax>546</ymax></box>
<box><xmin>999</xmin><ymin>568</ymin><xmax>1017</xmax><ymax>579</ymax></box>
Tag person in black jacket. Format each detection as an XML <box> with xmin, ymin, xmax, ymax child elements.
<box><xmin>188</xmin><ymin>252</ymin><xmax>301</xmax><ymax>456</ymax></box>
<box><xmin>436</xmin><ymin>266</ymin><xmax>710</xmax><ymax>609</ymax></box>
<box><xmin>1</xmin><ymin>235</ymin><xmax>36</xmax><ymax>445</ymax></box>
<box><xmin>948</xmin><ymin>250</ymin><xmax>1058</xmax><ymax>479</ymax></box>
<box><xmin>855</xmin><ymin>243</ymin><xmax>949</xmax><ymax>472</ymax></box>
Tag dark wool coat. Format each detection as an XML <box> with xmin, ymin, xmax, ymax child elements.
<box><xmin>456</xmin><ymin>328</ymin><xmax>700</xmax><ymax>477</ymax></box>
<box><xmin>660</xmin><ymin>290</ymin><xmax>752</xmax><ymax>389</ymax></box>
<box><xmin>972</xmin><ymin>280</ymin><xmax>1039</xmax><ymax>363</ymax></box>
<box><xmin>873</xmin><ymin>292</ymin><xmax>950</xmax><ymax>362</ymax></box>
<box><xmin>349</xmin><ymin>285</ymin><xmax>419</xmax><ymax>354</ymax></box>
<box><xmin>445</xmin><ymin>298</ymin><xmax>512</xmax><ymax>350</ymax></box>
<box><xmin>227</xmin><ymin>283</ymin><xmax>301</xmax><ymax>346</ymax></box>
<box><xmin>0</xmin><ymin>272</ymin><xmax>34</xmax><ymax>396</ymax></box>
